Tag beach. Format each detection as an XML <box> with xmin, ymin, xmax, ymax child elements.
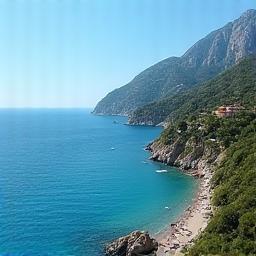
<box><xmin>155</xmin><ymin>166</ymin><xmax>213</xmax><ymax>255</ymax></box>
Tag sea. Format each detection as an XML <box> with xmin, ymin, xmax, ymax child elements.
<box><xmin>0</xmin><ymin>109</ymin><xmax>198</xmax><ymax>256</ymax></box>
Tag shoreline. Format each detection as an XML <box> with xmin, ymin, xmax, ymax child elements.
<box><xmin>104</xmin><ymin>120</ymin><xmax>217</xmax><ymax>256</ymax></box>
<box><xmin>153</xmin><ymin>166</ymin><xmax>213</xmax><ymax>255</ymax></box>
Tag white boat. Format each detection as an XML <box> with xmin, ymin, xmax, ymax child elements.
<box><xmin>156</xmin><ymin>169</ymin><xmax>168</xmax><ymax>173</ymax></box>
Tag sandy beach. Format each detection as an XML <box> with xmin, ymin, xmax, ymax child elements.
<box><xmin>154</xmin><ymin>167</ymin><xmax>213</xmax><ymax>256</ymax></box>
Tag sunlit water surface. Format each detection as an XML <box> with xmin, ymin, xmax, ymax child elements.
<box><xmin>0</xmin><ymin>109</ymin><xmax>197</xmax><ymax>255</ymax></box>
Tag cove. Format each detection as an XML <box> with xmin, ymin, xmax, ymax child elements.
<box><xmin>0</xmin><ymin>109</ymin><xmax>198</xmax><ymax>256</ymax></box>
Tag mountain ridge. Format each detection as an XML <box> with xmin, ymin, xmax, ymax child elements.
<box><xmin>93</xmin><ymin>9</ymin><xmax>256</xmax><ymax>116</ymax></box>
<box><xmin>129</xmin><ymin>55</ymin><xmax>256</xmax><ymax>125</ymax></box>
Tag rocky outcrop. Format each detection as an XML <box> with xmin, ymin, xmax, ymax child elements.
<box><xmin>105</xmin><ymin>231</ymin><xmax>158</xmax><ymax>256</ymax></box>
<box><xmin>149</xmin><ymin>139</ymin><xmax>185</xmax><ymax>166</ymax></box>
<box><xmin>148</xmin><ymin>136</ymin><xmax>220</xmax><ymax>177</ymax></box>
<box><xmin>225</xmin><ymin>9</ymin><xmax>256</xmax><ymax>66</ymax></box>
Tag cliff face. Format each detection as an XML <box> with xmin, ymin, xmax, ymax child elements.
<box><xmin>148</xmin><ymin>136</ymin><xmax>221</xmax><ymax>177</ymax></box>
<box><xmin>181</xmin><ymin>10</ymin><xmax>256</xmax><ymax>69</ymax></box>
<box><xmin>225</xmin><ymin>10</ymin><xmax>256</xmax><ymax>65</ymax></box>
<box><xmin>94</xmin><ymin>9</ymin><xmax>256</xmax><ymax>116</ymax></box>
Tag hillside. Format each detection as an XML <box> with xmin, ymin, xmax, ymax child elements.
<box><xmin>188</xmin><ymin>124</ymin><xmax>256</xmax><ymax>255</ymax></box>
<box><xmin>93</xmin><ymin>9</ymin><xmax>256</xmax><ymax>115</ymax></box>
<box><xmin>148</xmin><ymin>109</ymin><xmax>256</xmax><ymax>255</ymax></box>
<box><xmin>145</xmin><ymin>56</ymin><xmax>256</xmax><ymax>255</ymax></box>
<box><xmin>129</xmin><ymin>56</ymin><xmax>256</xmax><ymax>125</ymax></box>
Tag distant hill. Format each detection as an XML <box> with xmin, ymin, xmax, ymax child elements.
<box><xmin>93</xmin><ymin>9</ymin><xmax>256</xmax><ymax>115</ymax></box>
<box><xmin>129</xmin><ymin>56</ymin><xmax>256</xmax><ymax>125</ymax></box>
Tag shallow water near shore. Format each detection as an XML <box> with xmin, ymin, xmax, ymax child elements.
<box><xmin>0</xmin><ymin>109</ymin><xmax>198</xmax><ymax>256</ymax></box>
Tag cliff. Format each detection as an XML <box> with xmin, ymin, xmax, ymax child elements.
<box><xmin>146</xmin><ymin>119</ymin><xmax>222</xmax><ymax>178</ymax></box>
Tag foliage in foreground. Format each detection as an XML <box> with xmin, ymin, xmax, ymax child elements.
<box><xmin>188</xmin><ymin>124</ymin><xmax>256</xmax><ymax>255</ymax></box>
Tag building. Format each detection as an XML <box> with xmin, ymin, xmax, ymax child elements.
<box><xmin>214</xmin><ymin>105</ymin><xmax>241</xmax><ymax>118</ymax></box>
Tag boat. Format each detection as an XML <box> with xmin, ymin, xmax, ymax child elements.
<box><xmin>156</xmin><ymin>170</ymin><xmax>168</xmax><ymax>173</ymax></box>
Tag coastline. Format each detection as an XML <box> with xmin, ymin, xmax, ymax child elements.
<box><xmin>105</xmin><ymin>118</ymin><xmax>220</xmax><ymax>256</ymax></box>
<box><xmin>143</xmin><ymin>136</ymin><xmax>225</xmax><ymax>255</ymax></box>
<box><xmin>154</xmin><ymin>167</ymin><xmax>213</xmax><ymax>255</ymax></box>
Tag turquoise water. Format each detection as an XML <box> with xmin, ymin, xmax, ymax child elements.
<box><xmin>0</xmin><ymin>109</ymin><xmax>197</xmax><ymax>256</ymax></box>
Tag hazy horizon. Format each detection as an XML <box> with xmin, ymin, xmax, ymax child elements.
<box><xmin>1</xmin><ymin>0</ymin><xmax>256</xmax><ymax>108</ymax></box>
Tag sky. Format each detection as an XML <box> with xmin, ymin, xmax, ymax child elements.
<box><xmin>0</xmin><ymin>0</ymin><xmax>256</xmax><ymax>108</ymax></box>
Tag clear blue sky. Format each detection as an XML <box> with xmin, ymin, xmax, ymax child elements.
<box><xmin>0</xmin><ymin>0</ymin><xmax>256</xmax><ymax>108</ymax></box>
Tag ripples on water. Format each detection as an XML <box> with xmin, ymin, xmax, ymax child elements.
<box><xmin>0</xmin><ymin>109</ymin><xmax>197</xmax><ymax>255</ymax></box>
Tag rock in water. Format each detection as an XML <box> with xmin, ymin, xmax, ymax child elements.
<box><xmin>105</xmin><ymin>230</ymin><xmax>158</xmax><ymax>256</ymax></box>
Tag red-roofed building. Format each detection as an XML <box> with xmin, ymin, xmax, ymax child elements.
<box><xmin>214</xmin><ymin>105</ymin><xmax>241</xmax><ymax>117</ymax></box>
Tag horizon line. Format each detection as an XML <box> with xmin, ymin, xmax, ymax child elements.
<box><xmin>0</xmin><ymin>107</ymin><xmax>94</xmax><ymax>109</ymax></box>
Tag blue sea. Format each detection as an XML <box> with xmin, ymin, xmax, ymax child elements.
<box><xmin>0</xmin><ymin>109</ymin><xmax>198</xmax><ymax>256</ymax></box>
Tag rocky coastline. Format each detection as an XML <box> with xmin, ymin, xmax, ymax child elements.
<box><xmin>155</xmin><ymin>168</ymin><xmax>213</xmax><ymax>255</ymax></box>
<box><xmin>146</xmin><ymin>139</ymin><xmax>223</xmax><ymax>255</ymax></box>
<box><xmin>105</xmin><ymin>135</ymin><xmax>223</xmax><ymax>256</ymax></box>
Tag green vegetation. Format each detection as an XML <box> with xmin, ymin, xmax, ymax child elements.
<box><xmin>188</xmin><ymin>124</ymin><xmax>256</xmax><ymax>255</ymax></box>
<box><xmin>93</xmin><ymin>57</ymin><xmax>204</xmax><ymax>115</ymax></box>
<box><xmin>151</xmin><ymin>56</ymin><xmax>256</xmax><ymax>255</ymax></box>
<box><xmin>157</xmin><ymin>105</ymin><xmax>256</xmax><ymax>256</ymax></box>
<box><xmin>159</xmin><ymin>111</ymin><xmax>255</xmax><ymax>148</ymax></box>
<box><xmin>130</xmin><ymin>56</ymin><xmax>256</xmax><ymax>125</ymax></box>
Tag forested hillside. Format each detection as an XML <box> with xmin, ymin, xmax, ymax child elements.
<box><xmin>145</xmin><ymin>55</ymin><xmax>256</xmax><ymax>255</ymax></box>
<box><xmin>188</xmin><ymin>117</ymin><xmax>256</xmax><ymax>255</ymax></box>
<box><xmin>129</xmin><ymin>56</ymin><xmax>256</xmax><ymax>125</ymax></box>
